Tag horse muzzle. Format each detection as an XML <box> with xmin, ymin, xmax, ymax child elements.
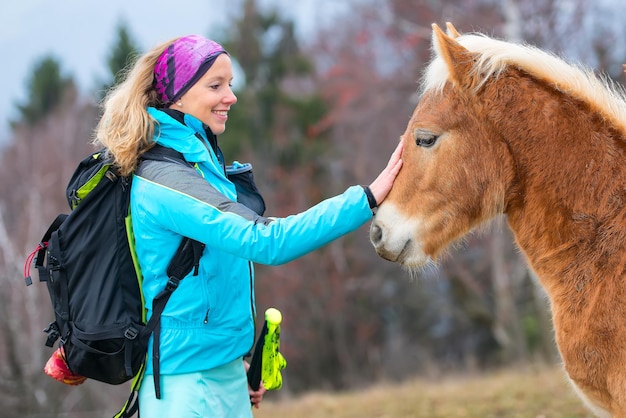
<box><xmin>369</xmin><ymin>204</ymin><xmax>430</xmax><ymax>267</ymax></box>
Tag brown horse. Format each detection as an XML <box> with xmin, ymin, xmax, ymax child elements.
<box><xmin>370</xmin><ymin>22</ymin><xmax>626</xmax><ymax>417</ymax></box>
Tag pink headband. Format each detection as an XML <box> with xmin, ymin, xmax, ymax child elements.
<box><xmin>153</xmin><ymin>35</ymin><xmax>227</xmax><ymax>104</ymax></box>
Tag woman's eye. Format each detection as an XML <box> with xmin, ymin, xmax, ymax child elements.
<box><xmin>413</xmin><ymin>129</ymin><xmax>439</xmax><ymax>147</ymax></box>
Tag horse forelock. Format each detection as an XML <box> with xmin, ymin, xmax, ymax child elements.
<box><xmin>421</xmin><ymin>33</ymin><xmax>626</xmax><ymax>135</ymax></box>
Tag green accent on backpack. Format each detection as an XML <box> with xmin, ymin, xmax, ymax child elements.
<box><xmin>125</xmin><ymin>210</ymin><xmax>146</xmax><ymax>323</ymax></box>
<box><xmin>70</xmin><ymin>160</ymin><xmax>112</xmax><ymax>210</ymax></box>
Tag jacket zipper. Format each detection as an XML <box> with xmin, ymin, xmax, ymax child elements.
<box><xmin>248</xmin><ymin>261</ymin><xmax>256</xmax><ymax>347</ymax></box>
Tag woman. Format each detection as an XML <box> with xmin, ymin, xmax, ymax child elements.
<box><xmin>94</xmin><ymin>34</ymin><xmax>402</xmax><ymax>418</ymax></box>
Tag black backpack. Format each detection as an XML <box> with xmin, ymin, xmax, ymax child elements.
<box><xmin>24</xmin><ymin>146</ymin><xmax>206</xmax><ymax>417</ymax></box>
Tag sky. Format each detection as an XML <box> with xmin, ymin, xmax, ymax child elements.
<box><xmin>0</xmin><ymin>0</ymin><xmax>350</xmax><ymax>143</ymax></box>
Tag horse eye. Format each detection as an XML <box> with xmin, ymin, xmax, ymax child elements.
<box><xmin>414</xmin><ymin>129</ymin><xmax>438</xmax><ymax>147</ymax></box>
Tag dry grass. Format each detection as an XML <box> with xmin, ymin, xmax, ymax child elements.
<box><xmin>253</xmin><ymin>366</ymin><xmax>593</xmax><ymax>418</ymax></box>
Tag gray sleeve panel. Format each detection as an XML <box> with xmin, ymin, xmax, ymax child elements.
<box><xmin>136</xmin><ymin>159</ymin><xmax>273</xmax><ymax>225</ymax></box>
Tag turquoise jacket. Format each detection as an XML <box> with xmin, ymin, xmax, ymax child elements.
<box><xmin>131</xmin><ymin>107</ymin><xmax>373</xmax><ymax>375</ymax></box>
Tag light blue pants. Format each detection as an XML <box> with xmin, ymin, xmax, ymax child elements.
<box><xmin>138</xmin><ymin>358</ymin><xmax>252</xmax><ymax>418</ymax></box>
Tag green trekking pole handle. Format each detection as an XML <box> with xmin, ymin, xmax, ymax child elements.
<box><xmin>247</xmin><ymin>308</ymin><xmax>287</xmax><ymax>391</ymax></box>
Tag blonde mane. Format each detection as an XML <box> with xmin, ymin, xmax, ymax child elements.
<box><xmin>422</xmin><ymin>32</ymin><xmax>626</xmax><ymax>134</ymax></box>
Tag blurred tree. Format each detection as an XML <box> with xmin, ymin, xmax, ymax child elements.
<box><xmin>12</xmin><ymin>56</ymin><xmax>75</xmax><ymax>128</ymax></box>
<box><xmin>97</xmin><ymin>22</ymin><xmax>140</xmax><ymax>100</ymax></box>
<box><xmin>219</xmin><ymin>0</ymin><xmax>322</xmax><ymax>162</ymax></box>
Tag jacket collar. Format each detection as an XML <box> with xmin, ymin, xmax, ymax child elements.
<box><xmin>147</xmin><ymin>107</ymin><xmax>218</xmax><ymax>164</ymax></box>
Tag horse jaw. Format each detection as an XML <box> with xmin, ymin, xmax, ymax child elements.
<box><xmin>370</xmin><ymin>202</ymin><xmax>431</xmax><ymax>268</ymax></box>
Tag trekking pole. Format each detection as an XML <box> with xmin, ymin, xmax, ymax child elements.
<box><xmin>247</xmin><ymin>308</ymin><xmax>287</xmax><ymax>392</ymax></box>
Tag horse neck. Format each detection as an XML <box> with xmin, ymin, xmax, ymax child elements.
<box><xmin>490</xmin><ymin>75</ymin><xmax>626</xmax><ymax>291</ymax></box>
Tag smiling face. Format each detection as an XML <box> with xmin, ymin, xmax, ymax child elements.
<box><xmin>173</xmin><ymin>53</ymin><xmax>237</xmax><ymax>135</ymax></box>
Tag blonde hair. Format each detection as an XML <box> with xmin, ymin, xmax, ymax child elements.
<box><xmin>93</xmin><ymin>37</ymin><xmax>181</xmax><ymax>176</ymax></box>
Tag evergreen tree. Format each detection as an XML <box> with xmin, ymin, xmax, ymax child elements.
<box><xmin>219</xmin><ymin>0</ymin><xmax>325</xmax><ymax>166</ymax></box>
<box><xmin>98</xmin><ymin>22</ymin><xmax>140</xmax><ymax>99</ymax></box>
<box><xmin>13</xmin><ymin>56</ymin><xmax>75</xmax><ymax>127</ymax></box>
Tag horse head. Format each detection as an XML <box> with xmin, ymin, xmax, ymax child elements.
<box><xmin>370</xmin><ymin>23</ymin><xmax>515</xmax><ymax>269</ymax></box>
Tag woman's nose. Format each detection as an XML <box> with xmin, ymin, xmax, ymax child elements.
<box><xmin>225</xmin><ymin>88</ymin><xmax>237</xmax><ymax>105</ymax></box>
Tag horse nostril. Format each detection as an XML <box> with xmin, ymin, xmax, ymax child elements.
<box><xmin>370</xmin><ymin>223</ymin><xmax>383</xmax><ymax>246</ymax></box>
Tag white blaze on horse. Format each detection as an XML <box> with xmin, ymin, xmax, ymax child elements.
<box><xmin>370</xmin><ymin>22</ymin><xmax>626</xmax><ymax>418</ymax></box>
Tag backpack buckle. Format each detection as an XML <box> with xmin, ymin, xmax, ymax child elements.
<box><xmin>166</xmin><ymin>277</ymin><xmax>180</xmax><ymax>291</ymax></box>
<box><xmin>124</xmin><ymin>327</ymin><xmax>138</xmax><ymax>340</ymax></box>
<box><xmin>43</xmin><ymin>322</ymin><xmax>60</xmax><ymax>347</ymax></box>
<box><xmin>68</xmin><ymin>189</ymin><xmax>79</xmax><ymax>208</ymax></box>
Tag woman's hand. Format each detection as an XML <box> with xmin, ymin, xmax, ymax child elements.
<box><xmin>249</xmin><ymin>383</ymin><xmax>266</xmax><ymax>409</ymax></box>
<box><xmin>244</xmin><ymin>360</ymin><xmax>267</xmax><ymax>409</ymax></box>
<box><xmin>368</xmin><ymin>140</ymin><xmax>403</xmax><ymax>205</ymax></box>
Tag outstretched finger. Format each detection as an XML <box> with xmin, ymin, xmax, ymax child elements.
<box><xmin>386</xmin><ymin>139</ymin><xmax>404</xmax><ymax>168</ymax></box>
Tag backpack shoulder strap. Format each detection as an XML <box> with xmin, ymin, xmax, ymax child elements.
<box><xmin>144</xmin><ymin>237</ymin><xmax>205</xmax><ymax>399</ymax></box>
<box><xmin>140</xmin><ymin>144</ymin><xmax>189</xmax><ymax>166</ymax></box>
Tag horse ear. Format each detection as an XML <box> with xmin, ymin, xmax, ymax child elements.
<box><xmin>432</xmin><ymin>23</ymin><xmax>478</xmax><ymax>90</ymax></box>
<box><xmin>445</xmin><ymin>22</ymin><xmax>461</xmax><ymax>38</ymax></box>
